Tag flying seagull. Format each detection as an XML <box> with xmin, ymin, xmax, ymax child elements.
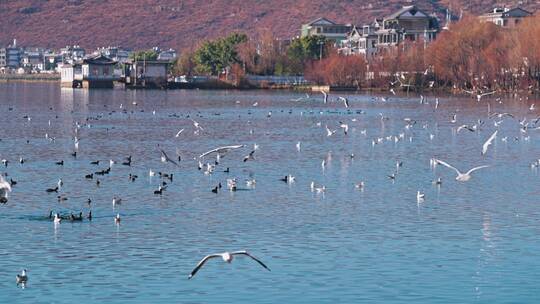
<box><xmin>160</xmin><ymin>149</ymin><xmax>180</xmax><ymax>166</ymax></box>
<box><xmin>481</xmin><ymin>130</ymin><xmax>498</xmax><ymax>155</ymax></box>
<box><xmin>188</xmin><ymin>251</ymin><xmax>270</xmax><ymax>279</ymax></box>
<box><xmin>338</xmin><ymin>96</ymin><xmax>349</xmax><ymax>108</ymax></box>
<box><xmin>199</xmin><ymin>145</ymin><xmax>245</xmax><ymax>158</ymax></box>
<box><xmin>434</xmin><ymin>159</ymin><xmax>489</xmax><ymax>182</ymax></box>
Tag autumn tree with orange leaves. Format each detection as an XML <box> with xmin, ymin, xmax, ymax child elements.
<box><xmin>427</xmin><ymin>16</ymin><xmax>512</xmax><ymax>91</ymax></box>
<box><xmin>305</xmin><ymin>52</ymin><xmax>367</xmax><ymax>88</ymax></box>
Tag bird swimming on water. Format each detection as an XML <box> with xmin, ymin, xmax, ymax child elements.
<box><xmin>16</xmin><ymin>269</ymin><xmax>28</xmax><ymax>284</ymax></box>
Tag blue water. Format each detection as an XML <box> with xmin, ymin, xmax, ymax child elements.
<box><xmin>0</xmin><ymin>82</ymin><xmax>539</xmax><ymax>303</ymax></box>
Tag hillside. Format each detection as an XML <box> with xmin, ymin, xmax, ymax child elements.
<box><xmin>0</xmin><ymin>0</ymin><xmax>538</xmax><ymax>51</ymax></box>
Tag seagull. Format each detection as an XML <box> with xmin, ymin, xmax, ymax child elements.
<box><xmin>390</xmin><ymin>88</ymin><xmax>396</xmax><ymax>95</ymax></box>
<box><xmin>417</xmin><ymin>191</ymin><xmax>425</xmax><ymax>202</ymax></box>
<box><xmin>243</xmin><ymin>150</ymin><xmax>256</xmax><ymax>162</ymax></box>
<box><xmin>115</xmin><ymin>213</ymin><xmax>121</xmax><ymax>224</ymax></box>
<box><xmin>188</xmin><ymin>251</ymin><xmax>270</xmax><ymax>279</ymax></box>
<box><xmin>154</xmin><ymin>185</ymin><xmax>165</xmax><ymax>195</ymax></box>
<box><xmin>112</xmin><ymin>196</ymin><xmax>122</xmax><ymax>206</ymax></box>
<box><xmin>296</xmin><ymin>141</ymin><xmax>301</xmax><ymax>152</ymax></box>
<box><xmin>191</xmin><ymin>119</ymin><xmax>204</xmax><ymax>131</ymax></box>
<box><xmin>325</xmin><ymin>125</ymin><xmax>337</xmax><ymax>137</ymax></box>
<box><xmin>338</xmin><ymin>96</ymin><xmax>349</xmax><ymax>108</ymax></box>
<box><xmin>481</xmin><ymin>130</ymin><xmax>498</xmax><ymax>155</ymax></box>
<box><xmin>434</xmin><ymin>159</ymin><xmax>489</xmax><ymax>182</ymax></box>
<box><xmin>160</xmin><ymin>149</ymin><xmax>180</xmax><ymax>166</ymax></box>
<box><xmin>321</xmin><ymin>91</ymin><xmax>328</xmax><ymax>104</ymax></box>
<box><xmin>199</xmin><ymin>145</ymin><xmax>245</xmax><ymax>158</ymax></box>
<box><xmin>0</xmin><ymin>175</ymin><xmax>12</xmax><ymax>204</ymax></box>
<box><xmin>16</xmin><ymin>269</ymin><xmax>28</xmax><ymax>284</ymax></box>
<box><xmin>457</xmin><ymin>125</ymin><xmax>475</xmax><ymax>133</ymax></box>
<box><xmin>339</xmin><ymin>123</ymin><xmax>349</xmax><ymax>135</ymax></box>
<box><xmin>53</xmin><ymin>213</ymin><xmax>61</xmax><ymax>224</ymax></box>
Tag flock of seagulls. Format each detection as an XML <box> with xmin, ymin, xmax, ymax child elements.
<box><xmin>2</xmin><ymin>85</ymin><xmax>539</xmax><ymax>285</ymax></box>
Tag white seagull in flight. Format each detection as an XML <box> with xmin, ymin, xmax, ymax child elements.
<box><xmin>0</xmin><ymin>175</ymin><xmax>12</xmax><ymax>204</ymax></box>
<box><xmin>481</xmin><ymin>130</ymin><xmax>498</xmax><ymax>155</ymax></box>
<box><xmin>188</xmin><ymin>251</ymin><xmax>270</xmax><ymax>279</ymax></box>
<box><xmin>199</xmin><ymin>145</ymin><xmax>245</xmax><ymax>158</ymax></box>
<box><xmin>434</xmin><ymin>159</ymin><xmax>489</xmax><ymax>182</ymax></box>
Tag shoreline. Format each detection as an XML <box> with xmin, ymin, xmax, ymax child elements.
<box><xmin>0</xmin><ymin>75</ymin><xmax>537</xmax><ymax>96</ymax></box>
<box><xmin>0</xmin><ymin>74</ymin><xmax>60</xmax><ymax>82</ymax></box>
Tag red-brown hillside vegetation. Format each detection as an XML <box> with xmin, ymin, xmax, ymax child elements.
<box><xmin>0</xmin><ymin>0</ymin><xmax>538</xmax><ymax>51</ymax></box>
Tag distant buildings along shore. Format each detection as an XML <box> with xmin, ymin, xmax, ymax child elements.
<box><xmin>301</xmin><ymin>5</ymin><xmax>533</xmax><ymax>59</ymax></box>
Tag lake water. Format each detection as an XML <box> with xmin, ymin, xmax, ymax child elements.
<box><xmin>0</xmin><ymin>82</ymin><xmax>539</xmax><ymax>303</ymax></box>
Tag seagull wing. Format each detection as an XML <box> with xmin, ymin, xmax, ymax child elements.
<box><xmin>465</xmin><ymin>165</ymin><xmax>490</xmax><ymax>176</ymax></box>
<box><xmin>434</xmin><ymin>159</ymin><xmax>462</xmax><ymax>175</ymax></box>
<box><xmin>160</xmin><ymin>149</ymin><xmax>179</xmax><ymax>166</ymax></box>
<box><xmin>231</xmin><ymin>251</ymin><xmax>271</xmax><ymax>271</ymax></box>
<box><xmin>199</xmin><ymin>145</ymin><xmax>244</xmax><ymax>158</ymax></box>
<box><xmin>325</xmin><ymin>125</ymin><xmax>332</xmax><ymax>136</ymax></box>
<box><xmin>481</xmin><ymin>130</ymin><xmax>497</xmax><ymax>155</ymax></box>
<box><xmin>175</xmin><ymin>129</ymin><xmax>185</xmax><ymax>137</ymax></box>
<box><xmin>339</xmin><ymin>97</ymin><xmax>349</xmax><ymax>108</ymax></box>
<box><xmin>188</xmin><ymin>254</ymin><xmax>221</xmax><ymax>279</ymax></box>
<box><xmin>0</xmin><ymin>175</ymin><xmax>11</xmax><ymax>192</ymax></box>
<box><xmin>480</xmin><ymin>91</ymin><xmax>496</xmax><ymax>97</ymax></box>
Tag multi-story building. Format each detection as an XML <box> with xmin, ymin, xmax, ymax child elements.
<box><xmin>0</xmin><ymin>40</ymin><xmax>22</xmax><ymax>69</ymax></box>
<box><xmin>21</xmin><ymin>48</ymin><xmax>45</xmax><ymax>71</ymax></box>
<box><xmin>96</xmin><ymin>46</ymin><xmax>131</xmax><ymax>63</ymax></box>
<box><xmin>479</xmin><ymin>7</ymin><xmax>533</xmax><ymax>28</ymax></box>
<box><xmin>60</xmin><ymin>45</ymin><xmax>86</xmax><ymax>64</ymax></box>
<box><xmin>339</xmin><ymin>25</ymin><xmax>379</xmax><ymax>58</ymax></box>
<box><xmin>157</xmin><ymin>48</ymin><xmax>177</xmax><ymax>62</ymax></box>
<box><xmin>301</xmin><ymin>18</ymin><xmax>353</xmax><ymax>42</ymax></box>
<box><xmin>375</xmin><ymin>5</ymin><xmax>439</xmax><ymax>47</ymax></box>
<box><xmin>338</xmin><ymin>6</ymin><xmax>440</xmax><ymax>59</ymax></box>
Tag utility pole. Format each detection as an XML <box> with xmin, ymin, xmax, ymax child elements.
<box><xmin>318</xmin><ymin>39</ymin><xmax>324</xmax><ymax>60</ymax></box>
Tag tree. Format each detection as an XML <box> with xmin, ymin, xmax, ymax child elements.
<box><xmin>305</xmin><ymin>52</ymin><xmax>367</xmax><ymax>87</ymax></box>
<box><xmin>173</xmin><ymin>51</ymin><xmax>196</xmax><ymax>76</ymax></box>
<box><xmin>427</xmin><ymin>16</ymin><xmax>509</xmax><ymax>91</ymax></box>
<box><xmin>194</xmin><ymin>33</ymin><xmax>248</xmax><ymax>75</ymax></box>
<box><xmin>287</xmin><ymin>36</ymin><xmax>328</xmax><ymax>75</ymax></box>
<box><xmin>130</xmin><ymin>49</ymin><xmax>159</xmax><ymax>61</ymax></box>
